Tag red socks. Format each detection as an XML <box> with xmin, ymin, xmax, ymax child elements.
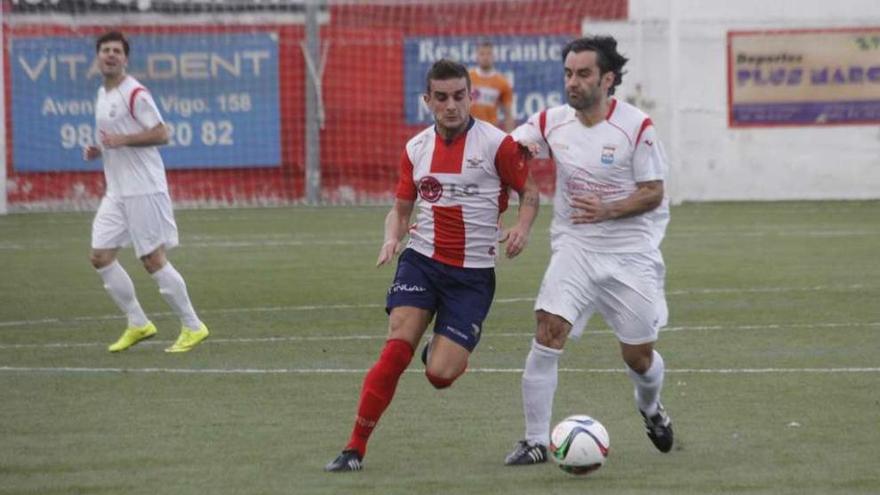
<box><xmin>346</xmin><ymin>339</ymin><xmax>413</xmax><ymax>457</ymax></box>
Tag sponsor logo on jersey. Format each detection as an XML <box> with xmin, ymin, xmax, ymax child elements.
<box><xmin>418</xmin><ymin>176</ymin><xmax>482</xmax><ymax>202</ymax></box>
<box><xmin>465</xmin><ymin>157</ymin><xmax>484</xmax><ymax>169</ymax></box>
<box><xmin>600</xmin><ymin>145</ymin><xmax>615</xmax><ymax>166</ymax></box>
<box><xmin>565</xmin><ymin>169</ymin><xmax>625</xmax><ymax>199</ymax></box>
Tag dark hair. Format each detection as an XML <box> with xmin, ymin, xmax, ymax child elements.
<box><xmin>96</xmin><ymin>31</ymin><xmax>130</xmax><ymax>56</ymax></box>
<box><xmin>425</xmin><ymin>59</ymin><xmax>471</xmax><ymax>93</ymax></box>
<box><xmin>562</xmin><ymin>36</ymin><xmax>628</xmax><ymax>95</ymax></box>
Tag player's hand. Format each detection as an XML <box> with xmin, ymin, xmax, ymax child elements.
<box><xmin>82</xmin><ymin>145</ymin><xmax>102</xmax><ymax>161</ymax></box>
<box><xmin>517</xmin><ymin>141</ymin><xmax>541</xmax><ymax>159</ymax></box>
<box><xmin>570</xmin><ymin>193</ymin><xmax>610</xmax><ymax>223</ymax></box>
<box><xmin>376</xmin><ymin>239</ymin><xmax>401</xmax><ymax>267</ymax></box>
<box><xmin>500</xmin><ymin>223</ymin><xmax>530</xmax><ymax>258</ymax></box>
<box><xmin>99</xmin><ymin>130</ymin><xmax>128</xmax><ymax>149</ymax></box>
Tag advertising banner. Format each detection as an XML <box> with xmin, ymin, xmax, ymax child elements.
<box><xmin>403</xmin><ymin>35</ymin><xmax>569</xmax><ymax>126</ymax></box>
<box><xmin>10</xmin><ymin>31</ymin><xmax>281</xmax><ymax>172</ymax></box>
<box><xmin>7</xmin><ymin>0</ymin><xmax>308</xmax><ymax>14</ymax></box>
<box><xmin>728</xmin><ymin>28</ymin><xmax>880</xmax><ymax>126</ymax></box>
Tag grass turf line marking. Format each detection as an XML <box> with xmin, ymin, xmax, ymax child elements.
<box><xmin>1</xmin><ymin>366</ymin><xmax>878</xmax><ymax>375</ymax></box>
<box><xmin>0</xmin><ymin>321</ymin><xmax>877</xmax><ymax>349</ymax></box>
<box><xmin>0</xmin><ymin>284</ymin><xmax>873</xmax><ymax>329</ymax></box>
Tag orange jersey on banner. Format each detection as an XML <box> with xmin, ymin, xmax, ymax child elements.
<box><xmin>468</xmin><ymin>68</ymin><xmax>513</xmax><ymax>126</ymax></box>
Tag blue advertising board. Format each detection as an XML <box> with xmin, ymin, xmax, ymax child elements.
<box><xmin>403</xmin><ymin>35</ymin><xmax>569</xmax><ymax>126</ymax></box>
<box><xmin>10</xmin><ymin>32</ymin><xmax>281</xmax><ymax>172</ymax></box>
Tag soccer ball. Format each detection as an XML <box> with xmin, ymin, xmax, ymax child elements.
<box><xmin>549</xmin><ymin>415</ymin><xmax>610</xmax><ymax>475</ymax></box>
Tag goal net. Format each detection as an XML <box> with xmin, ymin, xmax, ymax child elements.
<box><xmin>2</xmin><ymin>0</ymin><xmax>626</xmax><ymax>211</ymax></box>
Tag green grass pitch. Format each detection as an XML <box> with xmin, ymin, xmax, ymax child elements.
<box><xmin>1</xmin><ymin>201</ymin><xmax>878</xmax><ymax>495</ymax></box>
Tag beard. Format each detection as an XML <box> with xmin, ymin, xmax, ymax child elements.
<box><xmin>567</xmin><ymin>80</ymin><xmax>604</xmax><ymax>110</ymax></box>
<box><xmin>567</xmin><ymin>91</ymin><xmax>598</xmax><ymax>110</ymax></box>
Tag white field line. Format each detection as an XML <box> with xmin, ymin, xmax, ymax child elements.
<box><xmin>0</xmin><ymin>238</ymin><xmax>379</xmax><ymax>250</ymax></box>
<box><xmin>1</xmin><ymin>321</ymin><xmax>878</xmax><ymax>350</ymax></box>
<box><xmin>0</xmin><ymin>366</ymin><xmax>878</xmax><ymax>375</ymax></box>
<box><xmin>0</xmin><ymin>284</ymin><xmax>872</xmax><ymax>329</ymax></box>
<box><xmin>1</xmin><ymin>225</ymin><xmax>878</xmax><ymax>250</ymax></box>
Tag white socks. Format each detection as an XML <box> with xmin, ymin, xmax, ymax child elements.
<box><xmin>522</xmin><ymin>339</ymin><xmax>563</xmax><ymax>446</ymax></box>
<box><xmin>96</xmin><ymin>260</ymin><xmax>149</xmax><ymax>328</ymax></box>
<box><xmin>151</xmin><ymin>262</ymin><xmax>201</xmax><ymax>330</ymax></box>
<box><xmin>626</xmin><ymin>350</ymin><xmax>666</xmax><ymax>417</ymax></box>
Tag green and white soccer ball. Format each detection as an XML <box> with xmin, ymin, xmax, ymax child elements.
<box><xmin>549</xmin><ymin>415</ymin><xmax>610</xmax><ymax>475</ymax></box>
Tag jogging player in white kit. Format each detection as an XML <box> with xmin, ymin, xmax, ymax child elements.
<box><xmin>83</xmin><ymin>31</ymin><xmax>209</xmax><ymax>353</ymax></box>
<box><xmin>504</xmin><ymin>36</ymin><xmax>673</xmax><ymax>465</ymax></box>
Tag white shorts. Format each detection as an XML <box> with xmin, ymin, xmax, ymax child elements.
<box><xmin>534</xmin><ymin>244</ymin><xmax>668</xmax><ymax>345</ymax></box>
<box><xmin>91</xmin><ymin>192</ymin><xmax>179</xmax><ymax>258</ymax></box>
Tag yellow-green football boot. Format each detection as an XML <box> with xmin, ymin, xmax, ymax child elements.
<box><xmin>165</xmin><ymin>323</ymin><xmax>210</xmax><ymax>353</ymax></box>
<box><xmin>108</xmin><ymin>322</ymin><xmax>158</xmax><ymax>352</ymax></box>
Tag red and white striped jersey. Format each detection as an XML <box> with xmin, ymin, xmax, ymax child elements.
<box><xmin>512</xmin><ymin>98</ymin><xmax>669</xmax><ymax>253</ymax></box>
<box><xmin>396</xmin><ymin>118</ymin><xmax>528</xmax><ymax>268</ymax></box>
<box><xmin>95</xmin><ymin>75</ymin><xmax>168</xmax><ymax>198</ymax></box>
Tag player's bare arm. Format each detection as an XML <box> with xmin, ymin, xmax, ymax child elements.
<box><xmin>570</xmin><ymin>180</ymin><xmax>664</xmax><ymax>224</ymax></box>
<box><xmin>377</xmin><ymin>199</ymin><xmax>414</xmax><ymax>267</ymax></box>
<box><xmin>501</xmin><ymin>174</ymin><xmax>540</xmax><ymax>258</ymax></box>
<box><xmin>502</xmin><ymin>102</ymin><xmax>516</xmax><ymax>132</ymax></box>
<box><xmin>100</xmin><ymin>123</ymin><xmax>169</xmax><ymax>149</ymax></box>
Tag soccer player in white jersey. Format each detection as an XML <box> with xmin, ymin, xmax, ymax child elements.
<box><xmin>325</xmin><ymin>59</ymin><xmax>540</xmax><ymax>472</ymax></box>
<box><xmin>82</xmin><ymin>31</ymin><xmax>209</xmax><ymax>353</ymax></box>
<box><xmin>504</xmin><ymin>36</ymin><xmax>674</xmax><ymax>465</ymax></box>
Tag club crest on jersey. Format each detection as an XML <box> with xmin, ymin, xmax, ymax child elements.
<box><xmin>600</xmin><ymin>145</ymin><xmax>616</xmax><ymax>166</ymax></box>
<box><xmin>418</xmin><ymin>176</ymin><xmax>443</xmax><ymax>203</ymax></box>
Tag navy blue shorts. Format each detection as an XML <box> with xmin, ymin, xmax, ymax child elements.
<box><xmin>386</xmin><ymin>249</ymin><xmax>495</xmax><ymax>352</ymax></box>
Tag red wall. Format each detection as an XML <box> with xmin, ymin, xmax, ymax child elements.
<box><xmin>4</xmin><ymin>0</ymin><xmax>626</xmax><ymax>207</ymax></box>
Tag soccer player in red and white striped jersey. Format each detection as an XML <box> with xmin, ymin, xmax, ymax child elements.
<box><xmin>325</xmin><ymin>59</ymin><xmax>540</xmax><ymax>472</ymax></box>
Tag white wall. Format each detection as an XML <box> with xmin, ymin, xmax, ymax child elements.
<box><xmin>585</xmin><ymin>0</ymin><xmax>880</xmax><ymax>201</ymax></box>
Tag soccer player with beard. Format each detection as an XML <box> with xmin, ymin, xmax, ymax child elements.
<box><xmin>504</xmin><ymin>36</ymin><xmax>674</xmax><ymax>466</ymax></box>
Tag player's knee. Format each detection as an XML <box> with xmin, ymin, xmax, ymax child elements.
<box><xmin>621</xmin><ymin>344</ymin><xmax>654</xmax><ymax>374</ymax></box>
<box><xmin>535</xmin><ymin>313</ymin><xmax>568</xmax><ymax>349</ymax></box>
<box><xmin>89</xmin><ymin>255</ymin><xmax>103</xmax><ymax>269</ymax></box>
<box><xmin>90</xmin><ymin>252</ymin><xmax>113</xmax><ymax>269</ymax></box>
<box><xmin>140</xmin><ymin>247</ymin><xmax>167</xmax><ymax>274</ymax></box>
<box><xmin>425</xmin><ymin>370</ymin><xmax>455</xmax><ymax>389</ymax></box>
<box><xmin>425</xmin><ymin>365</ymin><xmax>465</xmax><ymax>389</ymax></box>
<box><xmin>140</xmin><ymin>255</ymin><xmax>164</xmax><ymax>274</ymax></box>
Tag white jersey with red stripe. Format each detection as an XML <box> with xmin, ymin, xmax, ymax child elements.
<box><xmin>95</xmin><ymin>75</ymin><xmax>168</xmax><ymax>197</ymax></box>
<box><xmin>396</xmin><ymin>118</ymin><xmax>528</xmax><ymax>268</ymax></box>
<box><xmin>512</xmin><ymin>98</ymin><xmax>669</xmax><ymax>253</ymax></box>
